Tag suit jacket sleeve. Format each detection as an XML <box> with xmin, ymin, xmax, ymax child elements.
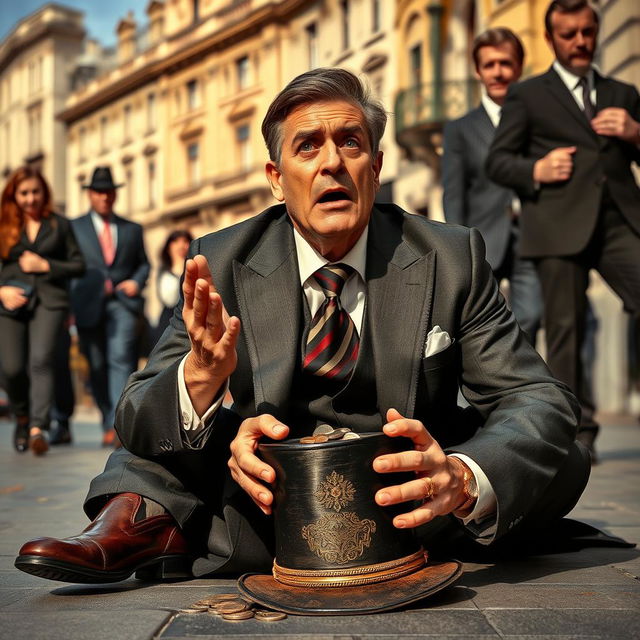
<box><xmin>442</xmin><ymin>120</ymin><xmax>468</xmax><ymax>225</ymax></box>
<box><xmin>449</xmin><ymin>228</ymin><xmax>579</xmax><ymax>540</ymax></box>
<box><xmin>485</xmin><ymin>86</ymin><xmax>538</xmax><ymax>198</ymax></box>
<box><xmin>46</xmin><ymin>217</ymin><xmax>86</xmax><ymax>279</ymax></box>
<box><xmin>114</xmin><ymin>237</ymin><xmax>237</xmax><ymax>456</ymax></box>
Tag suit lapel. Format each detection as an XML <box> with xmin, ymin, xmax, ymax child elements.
<box><xmin>544</xmin><ymin>67</ymin><xmax>596</xmax><ymax>136</ymax></box>
<box><xmin>233</xmin><ymin>215</ymin><xmax>301</xmax><ymax>413</ymax></box>
<box><xmin>366</xmin><ymin>209</ymin><xmax>435</xmax><ymax>419</ymax></box>
<box><xmin>595</xmin><ymin>71</ymin><xmax>616</xmax><ymax>112</ymax></box>
<box><xmin>469</xmin><ymin>105</ymin><xmax>495</xmax><ymax>149</ymax></box>
<box><xmin>80</xmin><ymin>213</ymin><xmax>104</xmax><ymax>261</ymax></box>
<box><xmin>111</xmin><ymin>214</ymin><xmax>125</xmax><ymax>264</ymax></box>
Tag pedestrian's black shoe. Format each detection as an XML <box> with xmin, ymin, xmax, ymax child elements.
<box><xmin>50</xmin><ymin>421</ymin><xmax>72</xmax><ymax>445</ymax></box>
<box><xmin>13</xmin><ymin>418</ymin><xmax>29</xmax><ymax>453</ymax></box>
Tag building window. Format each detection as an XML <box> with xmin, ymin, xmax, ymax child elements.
<box><xmin>28</xmin><ymin>107</ymin><xmax>42</xmax><ymax>155</ymax></box>
<box><xmin>306</xmin><ymin>23</ymin><xmax>318</xmax><ymax>70</ymax></box>
<box><xmin>236</xmin><ymin>56</ymin><xmax>249</xmax><ymax>91</ymax></box>
<box><xmin>187</xmin><ymin>142</ymin><xmax>200</xmax><ymax>185</ymax></box>
<box><xmin>236</xmin><ymin>124</ymin><xmax>250</xmax><ymax>171</ymax></box>
<box><xmin>126</xmin><ymin>168</ymin><xmax>133</xmax><ymax>214</ymax></box>
<box><xmin>372</xmin><ymin>0</ymin><xmax>381</xmax><ymax>33</ymax></box>
<box><xmin>79</xmin><ymin>126</ymin><xmax>86</xmax><ymax>161</ymax></box>
<box><xmin>100</xmin><ymin>116</ymin><xmax>108</xmax><ymax>152</ymax></box>
<box><xmin>410</xmin><ymin>44</ymin><xmax>422</xmax><ymax>88</ymax></box>
<box><xmin>341</xmin><ymin>0</ymin><xmax>350</xmax><ymax>50</ymax></box>
<box><xmin>186</xmin><ymin>79</ymin><xmax>199</xmax><ymax>110</ymax></box>
<box><xmin>147</xmin><ymin>92</ymin><xmax>157</xmax><ymax>132</ymax></box>
<box><xmin>148</xmin><ymin>160</ymin><xmax>156</xmax><ymax>209</ymax></box>
<box><xmin>123</xmin><ymin>104</ymin><xmax>132</xmax><ymax>142</ymax></box>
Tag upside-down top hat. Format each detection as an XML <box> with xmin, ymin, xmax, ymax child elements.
<box><xmin>237</xmin><ymin>432</ymin><xmax>462</xmax><ymax>616</ymax></box>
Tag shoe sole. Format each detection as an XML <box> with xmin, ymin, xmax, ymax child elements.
<box><xmin>14</xmin><ymin>554</ymin><xmax>192</xmax><ymax>584</ymax></box>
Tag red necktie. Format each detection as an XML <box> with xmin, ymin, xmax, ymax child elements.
<box><xmin>303</xmin><ymin>263</ymin><xmax>359</xmax><ymax>381</ymax></box>
<box><xmin>99</xmin><ymin>218</ymin><xmax>115</xmax><ymax>266</ymax></box>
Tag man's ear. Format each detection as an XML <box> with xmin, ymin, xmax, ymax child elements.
<box><xmin>265</xmin><ymin>161</ymin><xmax>284</xmax><ymax>201</ymax></box>
<box><xmin>373</xmin><ymin>151</ymin><xmax>383</xmax><ymax>191</ymax></box>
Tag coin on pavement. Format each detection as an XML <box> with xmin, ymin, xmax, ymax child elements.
<box><xmin>313</xmin><ymin>424</ymin><xmax>335</xmax><ymax>435</ymax></box>
<box><xmin>216</xmin><ymin>601</ymin><xmax>249</xmax><ymax>614</ymax></box>
<box><xmin>254</xmin><ymin>609</ymin><xmax>287</xmax><ymax>621</ymax></box>
<box><xmin>222</xmin><ymin>610</ymin><xmax>255</xmax><ymax>621</ymax></box>
<box><xmin>178</xmin><ymin>608</ymin><xmax>207</xmax><ymax>614</ymax></box>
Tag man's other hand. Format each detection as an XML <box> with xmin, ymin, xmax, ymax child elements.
<box><xmin>115</xmin><ymin>279</ymin><xmax>139</xmax><ymax>297</ymax></box>
<box><xmin>183</xmin><ymin>255</ymin><xmax>241</xmax><ymax>416</ymax></box>
<box><xmin>591</xmin><ymin>108</ymin><xmax>640</xmax><ymax>144</ymax></box>
<box><xmin>228</xmin><ymin>415</ymin><xmax>289</xmax><ymax>515</ymax></box>
<box><xmin>373</xmin><ymin>408</ymin><xmax>470</xmax><ymax>528</ymax></box>
<box><xmin>533</xmin><ymin>146</ymin><xmax>576</xmax><ymax>183</ymax></box>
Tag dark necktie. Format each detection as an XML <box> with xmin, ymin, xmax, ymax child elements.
<box><xmin>303</xmin><ymin>263</ymin><xmax>359</xmax><ymax>381</ymax></box>
<box><xmin>579</xmin><ymin>76</ymin><xmax>595</xmax><ymax>121</ymax></box>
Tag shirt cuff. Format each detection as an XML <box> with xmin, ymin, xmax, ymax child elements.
<box><xmin>449</xmin><ymin>453</ymin><xmax>497</xmax><ymax>544</ymax></box>
<box><xmin>177</xmin><ymin>355</ymin><xmax>228</xmax><ymax>431</ymax></box>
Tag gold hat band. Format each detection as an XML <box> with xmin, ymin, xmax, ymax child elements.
<box><xmin>272</xmin><ymin>549</ymin><xmax>427</xmax><ymax>588</ymax></box>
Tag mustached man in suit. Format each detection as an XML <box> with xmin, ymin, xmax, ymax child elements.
<box><xmin>16</xmin><ymin>69</ymin><xmax>589</xmax><ymax>584</ymax></box>
<box><xmin>443</xmin><ymin>28</ymin><xmax>542</xmax><ymax>345</ymax></box>
<box><xmin>486</xmin><ymin>0</ymin><xmax>640</xmax><ymax>460</ymax></box>
<box><xmin>70</xmin><ymin>167</ymin><xmax>150</xmax><ymax>447</ymax></box>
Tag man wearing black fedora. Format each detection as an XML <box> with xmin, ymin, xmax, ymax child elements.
<box><xmin>68</xmin><ymin>166</ymin><xmax>149</xmax><ymax>447</ymax></box>
<box><xmin>17</xmin><ymin>71</ymin><xmax>590</xmax><ymax>610</ymax></box>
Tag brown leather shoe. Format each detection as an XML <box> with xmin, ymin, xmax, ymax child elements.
<box><xmin>15</xmin><ymin>493</ymin><xmax>192</xmax><ymax>583</ymax></box>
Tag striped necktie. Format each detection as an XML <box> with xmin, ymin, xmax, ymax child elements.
<box><xmin>303</xmin><ymin>263</ymin><xmax>359</xmax><ymax>381</ymax></box>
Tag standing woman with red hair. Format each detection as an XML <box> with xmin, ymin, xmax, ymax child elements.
<box><xmin>0</xmin><ymin>167</ymin><xmax>85</xmax><ymax>455</ymax></box>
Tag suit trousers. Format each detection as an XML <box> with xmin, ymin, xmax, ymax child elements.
<box><xmin>535</xmin><ymin>203</ymin><xmax>640</xmax><ymax>434</ymax></box>
<box><xmin>78</xmin><ymin>298</ymin><xmax>139</xmax><ymax>432</ymax></box>
<box><xmin>0</xmin><ymin>305</ymin><xmax>67</xmax><ymax>428</ymax></box>
<box><xmin>83</xmin><ymin>435</ymin><xmax>590</xmax><ymax>573</ymax></box>
<box><xmin>493</xmin><ymin>228</ymin><xmax>543</xmax><ymax>345</ymax></box>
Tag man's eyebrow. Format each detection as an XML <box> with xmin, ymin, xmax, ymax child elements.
<box><xmin>290</xmin><ymin>124</ymin><xmax>366</xmax><ymax>148</ymax></box>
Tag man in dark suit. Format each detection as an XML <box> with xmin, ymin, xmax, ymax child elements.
<box><xmin>16</xmin><ymin>69</ymin><xmax>589</xmax><ymax>584</ymax></box>
<box><xmin>486</xmin><ymin>0</ymin><xmax>640</xmax><ymax>458</ymax></box>
<box><xmin>443</xmin><ymin>28</ymin><xmax>542</xmax><ymax>345</ymax></box>
<box><xmin>70</xmin><ymin>167</ymin><xmax>150</xmax><ymax>447</ymax></box>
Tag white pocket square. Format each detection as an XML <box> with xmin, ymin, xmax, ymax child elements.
<box><xmin>424</xmin><ymin>325</ymin><xmax>452</xmax><ymax>357</ymax></box>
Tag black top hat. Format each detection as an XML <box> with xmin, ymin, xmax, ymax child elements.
<box><xmin>82</xmin><ymin>166</ymin><xmax>123</xmax><ymax>191</ymax></box>
<box><xmin>238</xmin><ymin>433</ymin><xmax>462</xmax><ymax>615</ymax></box>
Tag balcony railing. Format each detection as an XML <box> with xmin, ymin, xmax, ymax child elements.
<box><xmin>395</xmin><ymin>79</ymin><xmax>479</xmax><ymax>134</ymax></box>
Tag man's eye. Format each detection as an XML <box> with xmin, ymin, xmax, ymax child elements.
<box><xmin>299</xmin><ymin>141</ymin><xmax>314</xmax><ymax>152</ymax></box>
<box><xmin>344</xmin><ymin>138</ymin><xmax>359</xmax><ymax>148</ymax></box>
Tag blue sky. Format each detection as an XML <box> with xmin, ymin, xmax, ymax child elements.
<box><xmin>0</xmin><ymin>1</ymin><xmax>145</xmax><ymax>47</ymax></box>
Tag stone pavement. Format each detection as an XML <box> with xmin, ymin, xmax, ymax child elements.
<box><xmin>0</xmin><ymin>409</ymin><xmax>639</xmax><ymax>640</ymax></box>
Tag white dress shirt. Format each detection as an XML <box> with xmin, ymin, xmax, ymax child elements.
<box><xmin>176</xmin><ymin>223</ymin><xmax>497</xmax><ymax>537</ymax></box>
<box><xmin>553</xmin><ymin>60</ymin><xmax>596</xmax><ymax>112</ymax></box>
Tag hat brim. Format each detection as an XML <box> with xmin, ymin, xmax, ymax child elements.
<box><xmin>237</xmin><ymin>560</ymin><xmax>462</xmax><ymax>616</ymax></box>
<box><xmin>82</xmin><ymin>183</ymin><xmax>123</xmax><ymax>190</ymax></box>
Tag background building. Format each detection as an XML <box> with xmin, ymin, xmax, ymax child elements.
<box><xmin>0</xmin><ymin>3</ymin><xmax>85</xmax><ymax>212</ymax></box>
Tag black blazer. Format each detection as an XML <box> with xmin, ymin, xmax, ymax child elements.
<box><xmin>442</xmin><ymin>105</ymin><xmax>514</xmax><ymax>270</ymax></box>
<box><xmin>115</xmin><ymin>203</ymin><xmax>579</xmax><ymax>541</ymax></box>
<box><xmin>0</xmin><ymin>213</ymin><xmax>85</xmax><ymax>315</ymax></box>
<box><xmin>486</xmin><ymin>67</ymin><xmax>640</xmax><ymax>258</ymax></box>
<box><xmin>70</xmin><ymin>212</ymin><xmax>150</xmax><ymax>328</ymax></box>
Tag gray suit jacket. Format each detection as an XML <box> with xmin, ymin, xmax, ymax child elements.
<box><xmin>486</xmin><ymin>67</ymin><xmax>640</xmax><ymax>258</ymax></box>
<box><xmin>70</xmin><ymin>212</ymin><xmax>150</xmax><ymax>327</ymax></box>
<box><xmin>115</xmin><ymin>204</ymin><xmax>578</xmax><ymax>542</ymax></box>
<box><xmin>442</xmin><ymin>105</ymin><xmax>514</xmax><ymax>270</ymax></box>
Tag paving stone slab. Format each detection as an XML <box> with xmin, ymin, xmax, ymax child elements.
<box><xmin>0</xmin><ymin>610</ymin><xmax>171</xmax><ymax>640</ymax></box>
<box><xmin>485</xmin><ymin>608</ymin><xmax>640</xmax><ymax>637</ymax></box>
<box><xmin>160</xmin><ymin>609</ymin><xmax>498</xmax><ymax>638</ymax></box>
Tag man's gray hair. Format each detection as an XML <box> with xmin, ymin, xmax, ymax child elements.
<box><xmin>261</xmin><ymin>67</ymin><xmax>387</xmax><ymax>164</ymax></box>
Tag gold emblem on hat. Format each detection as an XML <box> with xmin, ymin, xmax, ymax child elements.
<box><xmin>314</xmin><ymin>470</ymin><xmax>355</xmax><ymax>512</ymax></box>
<box><xmin>302</xmin><ymin>470</ymin><xmax>377</xmax><ymax>564</ymax></box>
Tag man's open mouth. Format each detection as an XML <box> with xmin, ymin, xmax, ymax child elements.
<box><xmin>317</xmin><ymin>190</ymin><xmax>352</xmax><ymax>204</ymax></box>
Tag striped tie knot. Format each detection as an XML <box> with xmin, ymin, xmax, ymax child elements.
<box><xmin>313</xmin><ymin>263</ymin><xmax>353</xmax><ymax>299</ymax></box>
<box><xmin>303</xmin><ymin>263</ymin><xmax>359</xmax><ymax>381</ymax></box>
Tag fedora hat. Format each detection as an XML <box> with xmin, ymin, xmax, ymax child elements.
<box><xmin>238</xmin><ymin>432</ymin><xmax>462</xmax><ymax>616</ymax></box>
<box><xmin>82</xmin><ymin>166</ymin><xmax>123</xmax><ymax>191</ymax></box>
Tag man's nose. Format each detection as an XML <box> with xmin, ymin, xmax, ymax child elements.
<box><xmin>319</xmin><ymin>142</ymin><xmax>343</xmax><ymax>174</ymax></box>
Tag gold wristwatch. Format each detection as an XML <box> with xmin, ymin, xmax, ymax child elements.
<box><xmin>452</xmin><ymin>457</ymin><xmax>478</xmax><ymax>515</ymax></box>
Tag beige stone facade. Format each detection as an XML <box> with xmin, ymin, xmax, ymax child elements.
<box><xmin>0</xmin><ymin>3</ymin><xmax>85</xmax><ymax>212</ymax></box>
